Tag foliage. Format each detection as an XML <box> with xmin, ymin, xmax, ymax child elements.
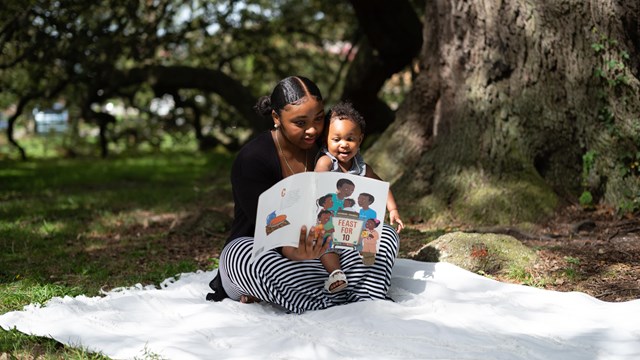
<box><xmin>579</xmin><ymin>150</ymin><xmax>597</xmax><ymax>207</ymax></box>
<box><xmin>586</xmin><ymin>27</ymin><xmax>640</xmax><ymax>214</ymax></box>
<box><xmin>0</xmin><ymin>150</ymin><xmax>234</xmax><ymax>356</ymax></box>
<box><xmin>0</xmin><ymin>0</ymin><xmax>362</xmax><ymax>157</ymax></box>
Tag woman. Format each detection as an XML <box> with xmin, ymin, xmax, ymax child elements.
<box><xmin>208</xmin><ymin>76</ymin><xmax>399</xmax><ymax>314</ymax></box>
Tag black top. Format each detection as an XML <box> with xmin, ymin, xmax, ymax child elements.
<box><xmin>208</xmin><ymin>131</ymin><xmax>281</xmax><ymax>302</ymax></box>
<box><xmin>226</xmin><ymin>131</ymin><xmax>282</xmax><ymax>245</ymax></box>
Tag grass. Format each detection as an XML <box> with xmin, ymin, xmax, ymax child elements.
<box><xmin>0</xmin><ymin>147</ymin><xmax>234</xmax><ymax>358</ymax></box>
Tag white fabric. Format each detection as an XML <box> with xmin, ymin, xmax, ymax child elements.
<box><xmin>1</xmin><ymin>259</ymin><xmax>639</xmax><ymax>360</ymax></box>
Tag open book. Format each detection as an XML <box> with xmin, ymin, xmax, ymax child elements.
<box><xmin>251</xmin><ymin>172</ymin><xmax>389</xmax><ymax>263</ymax></box>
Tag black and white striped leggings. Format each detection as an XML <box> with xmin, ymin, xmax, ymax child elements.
<box><xmin>218</xmin><ymin>224</ymin><xmax>399</xmax><ymax>314</ymax></box>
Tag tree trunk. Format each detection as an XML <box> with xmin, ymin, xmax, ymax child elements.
<box><xmin>6</xmin><ymin>100</ymin><xmax>28</xmax><ymax>161</ymax></box>
<box><xmin>342</xmin><ymin>0</ymin><xmax>423</xmax><ymax>135</ymax></box>
<box><xmin>118</xmin><ymin>66</ymin><xmax>265</xmax><ymax>133</ymax></box>
<box><xmin>367</xmin><ymin>0</ymin><xmax>640</xmax><ymax>225</ymax></box>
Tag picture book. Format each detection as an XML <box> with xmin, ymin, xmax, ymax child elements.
<box><xmin>251</xmin><ymin>172</ymin><xmax>389</xmax><ymax>263</ymax></box>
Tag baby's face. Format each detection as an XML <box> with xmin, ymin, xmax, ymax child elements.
<box><xmin>326</xmin><ymin>118</ymin><xmax>363</xmax><ymax>165</ymax></box>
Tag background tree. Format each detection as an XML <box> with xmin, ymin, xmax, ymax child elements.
<box><xmin>367</xmin><ymin>0</ymin><xmax>640</xmax><ymax>223</ymax></box>
<box><xmin>1</xmin><ymin>0</ymin><xmax>384</xmax><ymax>158</ymax></box>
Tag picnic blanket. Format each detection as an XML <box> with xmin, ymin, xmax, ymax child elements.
<box><xmin>1</xmin><ymin>259</ymin><xmax>639</xmax><ymax>359</ymax></box>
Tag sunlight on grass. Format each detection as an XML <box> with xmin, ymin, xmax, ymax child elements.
<box><xmin>0</xmin><ymin>150</ymin><xmax>234</xmax><ymax>357</ymax></box>
<box><xmin>0</xmin><ymin>280</ymin><xmax>83</xmax><ymax>313</ymax></box>
<box><xmin>0</xmin><ymin>328</ymin><xmax>110</xmax><ymax>360</ymax></box>
<box><xmin>37</xmin><ymin>219</ymin><xmax>66</xmax><ymax>237</ymax></box>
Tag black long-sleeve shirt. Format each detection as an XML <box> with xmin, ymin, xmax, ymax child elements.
<box><xmin>226</xmin><ymin>131</ymin><xmax>282</xmax><ymax>245</ymax></box>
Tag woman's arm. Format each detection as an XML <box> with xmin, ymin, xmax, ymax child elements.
<box><xmin>232</xmin><ymin>151</ymin><xmax>280</xmax><ymax>229</ymax></box>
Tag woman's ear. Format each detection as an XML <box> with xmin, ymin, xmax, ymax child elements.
<box><xmin>272</xmin><ymin>110</ymin><xmax>280</xmax><ymax>128</ymax></box>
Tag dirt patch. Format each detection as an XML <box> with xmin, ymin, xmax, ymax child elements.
<box><xmin>518</xmin><ymin>205</ymin><xmax>640</xmax><ymax>302</ymax></box>
<box><xmin>407</xmin><ymin>204</ymin><xmax>640</xmax><ymax>302</ymax></box>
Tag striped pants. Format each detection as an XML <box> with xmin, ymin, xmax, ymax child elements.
<box><xmin>218</xmin><ymin>224</ymin><xmax>399</xmax><ymax>314</ymax></box>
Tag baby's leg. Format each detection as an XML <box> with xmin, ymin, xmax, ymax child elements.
<box><xmin>320</xmin><ymin>251</ymin><xmax>341</xmax><ymax>274</ymax></box>
<box><xmin>321</xmin><ymin>252</ymin><xmax>348</xmax><ymax>293</ymax></box>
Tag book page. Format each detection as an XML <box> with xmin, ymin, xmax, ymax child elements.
<box><xmin>252</xmin><ymin>172</ymin><xmax>316</xmax><ymax>261</ymax></box>
<box><xmin>251</xmin><ymin>172</ymin><xmax>389</xmax><ymax>262</ymax></box>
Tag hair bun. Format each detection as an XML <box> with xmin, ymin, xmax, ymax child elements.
<box><xmin>253</xmin><ymin>96</ymin><xmax>273</xmax><ymax>118</ymax></box>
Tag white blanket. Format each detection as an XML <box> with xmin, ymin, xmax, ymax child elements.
<box><xmin>1</xmin><ymin>259</ymin><xmax>639</xmax><ymax>360</ymax></box>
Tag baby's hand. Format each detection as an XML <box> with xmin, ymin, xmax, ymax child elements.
<box><xmin>389</xmin><ymin>209</ymin><xmax>404</xmax><ymax>233</ymax></box>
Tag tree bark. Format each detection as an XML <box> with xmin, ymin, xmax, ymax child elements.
<box><xmin>342</xmin><ymin>0</ymin><xmax>423</xmax><ymax>135</ymax></box>
<box><xmin>367</xmin><ymin>0</ymin><xmax>640</xmax><ymax>225</ymax></box>
<box><xmin>113</xmin><ymin>66</ymin><xmax>265</xmax><ymax>133</ymax></box>
<box><xmin>5</xmin><ymin>95</ymin><xmax>32</xmax><ymax>160</ymax></box>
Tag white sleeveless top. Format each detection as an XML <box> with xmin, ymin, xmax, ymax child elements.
<box><xmin>319</xmin><ymin>147</ymin><xmax>367</xmax><ymax>176</ymax></box>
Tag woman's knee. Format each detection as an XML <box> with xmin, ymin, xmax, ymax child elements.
<box><xmin>379</xmin><ymin>224</ymin><xmax>400</xmax><ymax>256</ymax></box>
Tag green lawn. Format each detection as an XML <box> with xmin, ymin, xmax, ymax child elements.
<box><xmin>0</xmin><ymin>150</ymin><xmax>234</xmax><ymax>358</ymax></box>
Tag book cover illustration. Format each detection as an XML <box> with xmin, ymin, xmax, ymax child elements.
<box><xmin>252</xmin><ymin>172</ymin><xmax>388</xmax><ymax>263</ymax></box>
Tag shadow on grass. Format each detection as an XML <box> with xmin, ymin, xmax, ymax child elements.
<box><xmin>0</xmin><ymin>151</ymin><xmax>234</xmax><ymax>306</ymax></box>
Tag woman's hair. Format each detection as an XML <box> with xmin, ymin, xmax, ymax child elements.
<box><xmin>326</xmin><ymin>101</ymin><xmax>366</xmax><ymax>133</ymax></box>
<box><xmin>254</xmin><ymin>76</ymin><xmax>323</xmax><ymax>118</ymax></box>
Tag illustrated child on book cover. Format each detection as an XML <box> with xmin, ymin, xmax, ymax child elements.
<box><xmin>357</xmin><ymin>193</ymin><xmax>377</xmax><ymax>220</ymax></box>
<box><xmin>327</xmin><ymin>178</ymin><xmax>355</xmax><ymax>215</ymax></box>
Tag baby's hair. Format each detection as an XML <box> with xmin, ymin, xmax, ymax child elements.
<box><xmin>360</xmin><ymin>192</ymin><xmax>375</xmax><ymax>204</ymax></box>
<box><xmin>317</xmin><ymin>209</ymin><xmax>332</xmax><ymax>220</ymax></box>
<box><xmin>336</xmin><ymin>178</ymin><xmax>355</xmax><ymax>189</ymax></box>
<box><xmin>326</xmin><ymin>101</ymin><xmax>366</xmax><ymax>133</ymax></box>
<box><xmin>317</xmin><ymin>194</ymin><xmax>333</xmax><ymax>207</ymax></box>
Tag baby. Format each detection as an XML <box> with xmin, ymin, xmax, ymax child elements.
<box><xmin>314</xmin><ymin>101</ymin><xmax>404</xmax><ymax>291</ymax></box>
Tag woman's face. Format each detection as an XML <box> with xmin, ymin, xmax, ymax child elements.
<box><xmin>274</xmin><ymin>96</ymin><xmax>325</xmax><ymax>150</ymax></box>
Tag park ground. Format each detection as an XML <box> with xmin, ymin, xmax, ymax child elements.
<box><xmin>1</xmin><ymin>151</ymin><xmax>638</xmax><ymax>358</ymax></box>
<box><xmin>143</xmin><ymin>202</ymin><xmax>640</xmax><ymax>302</ymax></box>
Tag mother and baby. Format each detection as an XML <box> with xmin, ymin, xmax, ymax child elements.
<box><xmin>208</xmin><ymin>75</ymin><xmax>404</xmax><ymax>314</ymax></box>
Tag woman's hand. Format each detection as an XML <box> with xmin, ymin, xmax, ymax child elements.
<box><xmin>282</xmin><ymin>226</ymin><xmax>329</xmax><ymax>261</ymax></box>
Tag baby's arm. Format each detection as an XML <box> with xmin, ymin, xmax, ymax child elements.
<box><xmin>314</xmin><ymin>155</ymin><xmax>333</xmax><ymax>172</ymax></box>
<box><xmin>385</xmin><ymin>190</ymin><xmax>404</xmax><ymax>232</ymax></box>
<box><xmin>365</xmin><ymin>164</ymin><xmax>405</xmax><ymax>233</ymax></box>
